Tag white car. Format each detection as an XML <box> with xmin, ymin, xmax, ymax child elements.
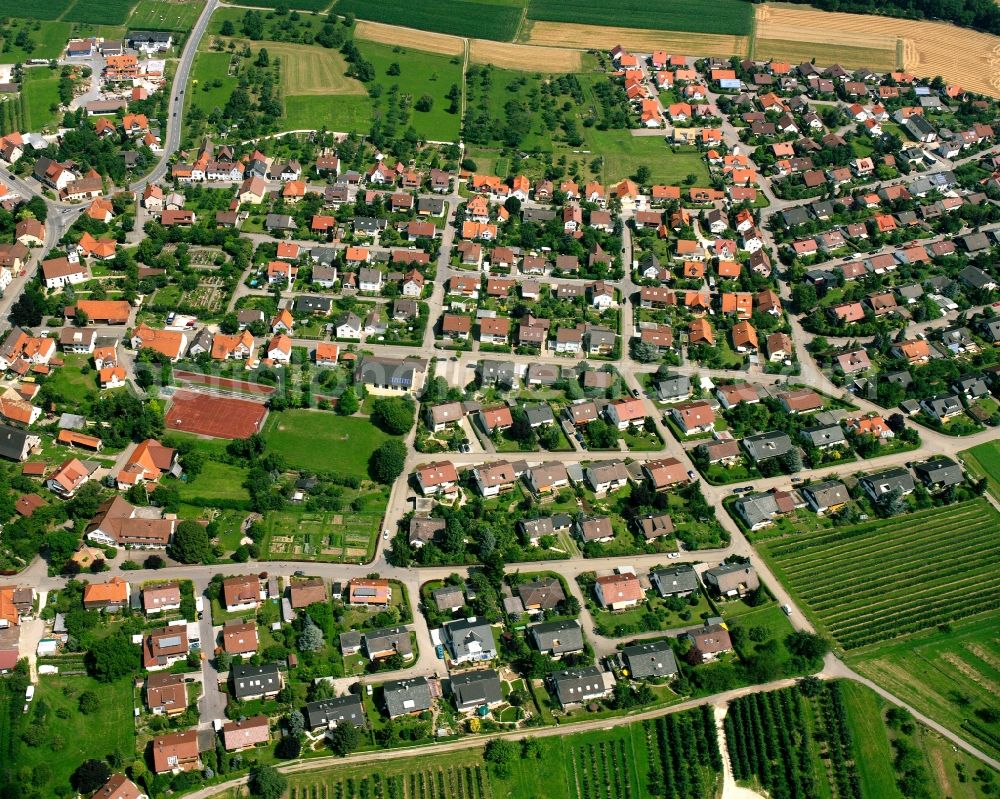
<box><xmin>667</xmin><ymin>552</ymin><xmax>680</xmax><ymax>560</ymax></box>
<box><xmin>382</xmin><ymin>529</ymin><xmax>390</xmax><ymax>540</ymax></box>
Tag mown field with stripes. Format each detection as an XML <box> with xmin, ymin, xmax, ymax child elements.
<box><xmin>759</xmin><ymin>499</ymin><xmax>1000</xmax><ymax>650</ymax></box>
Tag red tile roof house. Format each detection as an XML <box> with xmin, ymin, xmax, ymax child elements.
<box><xmin>222</xmin><ymin>715</ymin><xmax>270</xmax><ymax>752</ymax></box>
<box><xmin>143</xmin><ymin>624</ymin><xmax>189</xmax><ymax>670</ymax></box>
<box><xmin>605</xmin><ymin>397</ymin><xmax>646</xmax><ymax>430</ymax></box>
<box><xmin>643</xmin><ymin>457</ymin><xmax>690</xmax><ymax>490</ymax></box>
<box><xmin>416</xmin><ymin>460</ymin><xmax>459</xmax><ymax>496</ymax></box>
<box><xmin>222</xmin><ymin>574</ymin><xmax>261</xmax><ymax>612</ymax></box>
<box><xmin>670</xmin><ymin>401</ymin><xmax>715</xmax><ymax>435</ymax></box>
<box><xmin>595</xmin><ymin>573</ymin><xmax>646</xmax><ymax>610</ymax></box>
<box><xmin>145</xmin><ymin>671</ymin><xmax>187</xmax><ymax>716</ymax></box>
<box><xmin>151</xmin><ymin>729</ymin><xmax>201</xmax><ymax>774</ymax></box>
<box><xmin>348</xmin><ymin>578</ymin><xmax>391</xmax><ymax>607</ymax></box>
<box><xmin>289</xmin><ymin>578</ymin><xmax>327</xmax><ymax>609</ymax></box>
<box><xmin>221</xmin><ymin>620</ymin><xmax>259</xmax><ymax>656</ymax></box>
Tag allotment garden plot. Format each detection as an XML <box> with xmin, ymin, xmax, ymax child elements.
<box><xmin>759</xmin><ymin>499</ymin><xmax>1000</xmax><ymax>650</ymax></box>
<box><xmin>261</xmin><ymin>500</ymin><xmax>386</xmax><ymax>563</ymax></box>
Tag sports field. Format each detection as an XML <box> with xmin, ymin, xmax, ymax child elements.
<box><xmin>759</xmin><ymin>499</ymin><xmax>1000</xmax><ymax>650</ymax></box>
<box><xmin>526</xmin><ymin>0</ymin><xmax>753</xmax><ymax>36</ymax></box>
<box><xmin>263</xmin><ymin>409</ymin><xmax>391</xmax><ymax>478</ymax></box>
<box><xmin>335</xmin><ymin>0</ymin><xmax>522</xmax><ymax>41</ymax></box>
<box><xmin>961</xmin><ymin>440</ymin><xmax>1000</xmax><ymax>500</ymax></box>
<box><xmin>847</xmin><ymin>615</ymin><xmax>1000</xmax><ymax>762</ymax></box>
<box><xmin>165</xmin><ymin>390</ymin><xmax>268</xmax><ymax>439</ymax></box>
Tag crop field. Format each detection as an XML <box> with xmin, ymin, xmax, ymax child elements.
<box><xmin>355</xmin><ymin>20</ymin><xmax>464</xmax><ymax>55</ymax></box>
<box><xmin>235</xmin><ymin>0</ymin><xmax>329</xmax><ymax>10</ymax></box>
<box><xmin>847</xmin><ymin>616</ymin><xmax>1000</xmax><ymax>762</ymax></box>
<box><xmin>127</xmin><ymin>0</ymin><xmax>203</xmax><ymax>33</ymax></box>
<box><xmin>526</xmin><ymin>0</ymin><xmax>753</xmax><ymax>36</ymax></box>
<box><xmin>726</xmin><ymin>682</ymin><xmax>862</xmax><ymax>799</ymax></box>
<box><xmin>358</xmin><ymin>40</ymin><xmax>464</xmax><ymax>142</ymax></box>
<box><xmin>961</xmin><ymin>440</ymin><xmax>1000</xmax><ymax>500</ymax></box>
<box><xmin>469</xmin><ymin>39</ymin><xmax>581</xmax><ymax>71</ymax></box>
<box><xmin>285</xmin><ymin>748</ymin><xmax>492</xmax><ymax>799</ymax></box>
<box><xmin>263</xmin><ymin>409</ymin><xmax>391</xmax><ymax>477</ymax></box>
<box><xmin>261</xmin><ymin>502</ymin><xmax>385</xmax><ymax>562</ymax></box>
<box><xmin>63</xmin><ymin>0</ymin><xmax>137</xmax><ymax>25</ymax></box>
<box><xmin>523</xmin><ymin>22</ymin><xmax>749</xmax><ymax>58</ymax></box>
<box><xmin>335</xmin><ymin>0</ymin><xmax>522</xmax><ymax>41</ymax></box>
<box><xmin>641</xmin><ymin>708</ymin><xmax>722</xmax><ymax>799</ymax></box>
<box><xmin>755</xmin><ymin>3</ymin><xmax>1000</xmax><ymax>98</ymax></box>
<box><xmin>0</xmin><ymin>0</ymin><xmax>71</xmax><ymax>18</ymax></box>
<box><xmin>759</xmin><ymin>499</ymin><xmax>1000</xmax><ymax>650</ymax></box>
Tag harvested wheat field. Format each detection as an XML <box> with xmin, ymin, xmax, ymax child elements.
<box><xmin>524</xmin><ymin>20</ymin><xmax>749</xmax><ymax>59</ymax></box>
<box><xmin>355</xmin><ymin>20</ymin><xmax>465</xmax><ymax>56</ymax></box>
<box><xmin>469</xmin><ymin>39</ymin><xmax>582</xmax><ymax>71</ymax></box>
<box><xmin>757</xmin><ymin>3</ymin><xmax>1000</xmax><ymax>98</ymax></box>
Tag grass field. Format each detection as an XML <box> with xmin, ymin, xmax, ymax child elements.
<box><xmin>176</xmin><ymin>459</ymin><xmax>252</xmax><ymax>506</ymax></box>
<box><xmin>15</xmin><ymin>676</ymin><xmax>136</xmax><ymax>796</ymax></box>
<box><xmin>587</xmin><ymin>131</ymin><xmax>710</xmax><ymax>185</ymax></box>
<box><xmin>0</xmin><ymin>20</ymin><xmax>72</xmax><ymax>60</ymax></box>
<box><xmin>847</xmin><ymin>615</ymin><xmax>1000</xmax><ymax>762</ymax></box>
<box><xmin>127</xmin><ymin>0</ymin><xmax>203</xmax><ymax>33</ymax></box>
<box><xmin>283</xmin><ymin>93</ymin><xmax>372</xmax><ymax>132</ymax></box>
<box><xmin>44</xmin><ymin>354</ymin><xmax>98</xmax><ymax>406</ymax></box>
<box><xmin>840</xmin><ymin>679</ymin><xmax>998</xmax><ymax>799</ymax></box>
<box><xmin>526</xmin><ymin>0</ymin><xmax>753</xmax><ymax>36</ymax></box>
<box><xmin>189</xmin><ymin>51</ymin><xmax>238</xmax><ymax>115</ymax></box>
<box><xmin>63</xmin><ymin>0</ymin><xmax>136</xmax><ymax>25</ymax></box>
<box><xmin>358</xmin><ymin>40</ymin><xmax>464</xmax><ymax>141</ymax></box>
<box><xmin>335</xmin><ymin>0</ymin><xmax>522</xmax><ymax>41</ymax></box>
<box><xmin>759</xmin><ymin>499</ymin><xmax>1000</xmax><ymax>650</ymax></box>
<box><xmin>21</xmin><ymin>69</ymin><xmax>62</xmax><ymax>132</ymax></box>
<box><xmin>263</xmin><ymin>409</ymin><xmax>391</xmax><ymax>477</ymax></box>
<box><xmin>961</xmin><ymin>440</ymin><xmax>1000</xmax><ymax>500</ymax></box>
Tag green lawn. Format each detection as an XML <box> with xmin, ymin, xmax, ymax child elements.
<box><xmin>358</xmin><ymin>40</ymin><xmax>463</xmax><ymax>142</ymax></box>
<box><xmin>44</xmin><ymin>354</ymin><xmax>98</xmax><ymax>406</ymax></box>
<box><xmin>961</xmin><ymin>440</ymin><xmax>1000</xmax><ymax>500</ymax></box>
<box><xmin>21</xmin><ymin>69</ymin><xmax>62</xmax><ymax>132</ymax></box>
<box><xmin>587</xmin><ymin>131</ymin><xmax>709</xmax><ymax>185</ymax></box>
<box><xmin>839</xmin><ymin>680</ymin><xmax>902</xmax><ymax>798</ymax></box>
<box><xmin>16</xmin><ymin>675</ymin><xmax>136</xmax><ymax>796</ymax></box>
<box><xmin>176</xmin><ymin>459</ymin><xmax>252</xmax><ymax>506</ymax></box>
<box><xmin>263</xmin><ymin>409</ymin><xmax>391</xmax><ymax>477</ymax></box>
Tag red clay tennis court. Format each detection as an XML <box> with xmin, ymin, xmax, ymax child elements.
<box><xmin>165</xmin><ymin>390</ymin><xmax>268</xmax><ymax>439</ymax></box>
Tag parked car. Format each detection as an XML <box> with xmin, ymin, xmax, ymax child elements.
<box><xmin>435</xmin><ymin>644</ymin><xmax>445</xmax><ymax>659</ymax></box>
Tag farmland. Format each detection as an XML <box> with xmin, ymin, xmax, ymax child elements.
<box><xmin>355</xmin><ymin>20</ymin><xmax>464</xmax><ymax>56</ymax></box>
<box><xmin>758</xmin><ymin>499</ymin><xmax>1000</xmax><ymax>650</ymax></box>
<box><xmin>235</xmin><ymin>0</ymin><xmax>328</xmax><ymax>10</ymax></box>
<box><xmin>263</xmin><ymin>409</ymin><xmax>392</xmax><ymax>477</ymax></box>
<box><xmin>63</xmin><ymin>0</ymin><xmax>136</xmax><ymax>25</ymax></box>
<box><xmin>126</xmin><ymin>0</ymin><xmax>204</xmax><ymax>33</ymax></box>
<box><xmin>847</xmin><ymin>615</ymin><xmax>1000</xmax><ymax>762</ymax></box>
<box><xmin>525</xmin><ymin>0</ymin><xmax>753</xmax><ymax>36</ymax></box>
<box><xmin>0</xmin><ymin>0</ymin><xmax>71</xmax><ymax>18</ymax></box>
<box><xmin>469</xmin><ymin>39</ymin><xmax>581</xmax><ymax>71</ymax></box>
<box><xmin>523</xmin><ymin>22</ymin><xmax>749</xmax><ymax>58</ymax></box>
<box><xmin>726</xmin><ymin>682</ymin><xmax>862</xmax><ymax>798</ymax></box>
<box><xmin>335</xmin><ymin>0</ymin><xmax>522</xmax><ymax>41</ymax></box>
<box><xmin>357</xmin><ymin>40</ymin><xmax>464</xmax><ymax>142</ymax></box>
<box><xmin>961</xmin><ymin>440</ymin><xmax>1000</xmax><ymax>500</ymax></box>
<box><xmin>754</xmin><ymin>3</ymin><xmax>1000</xmax><ymax>98</ymax></box>
<box><xmin>0</xmin><ymin>20</ymin><xmax>72</xmax><ymax>61</ymax></box>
